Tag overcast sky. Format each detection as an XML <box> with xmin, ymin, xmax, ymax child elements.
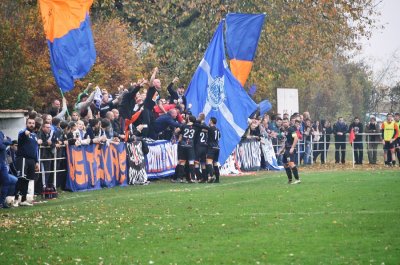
<box><xmin>357</xmin><ymin>0</ymin><xmax>400</xmax><ymax>86</ymax></box>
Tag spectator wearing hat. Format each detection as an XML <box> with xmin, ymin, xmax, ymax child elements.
<box><xmin>75</xmin><ymin>83</ymin><xmax>96</xmax><ymax>119</ymax></box>
<box><xmin>7</xmin><ymin>140</ymin><xmax>18</xmax><ymax>176</ymax></box>
<box><xmin>167</xmin><ymin>77</ymin><xmax>187</xmax><ymax>111</ymax></box>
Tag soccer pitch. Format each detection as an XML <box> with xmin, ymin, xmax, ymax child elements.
<box><xmin>1</xmin><ymin>169</ymin><xmax>399</xmax><ymax>264</ymax></box>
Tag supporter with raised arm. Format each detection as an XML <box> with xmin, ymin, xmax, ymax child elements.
<box><xmin>49</xmin><ymin>97</ymin><xmax>68</xmax><ymax>120</ymax></box>
<box><xmin>142</xmin><ymin>67</ymin><xmax>161</xmax><ymax>137</ymax></box>
<box><xmin>75</xmin><ymin>83</ymin><xmax>96</xmax><ymax>119</ymax></box>
<box><xmin>167</xmin><ymin>77</ymin><xmax>187</xmax><ymax>110</ymax></box>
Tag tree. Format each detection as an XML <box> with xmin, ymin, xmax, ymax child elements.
<box><xmin>388</xmin><ymin>82</ymin><xmax>400</xmax><ymax>113</ymax></box>
<box><xmin>0</xmin><ymin>0</ymin><xmax>153</xmax><ymax>111</ymax></box>
<box><xmin>93</xmin><ymin>0</ymin><xmax>379</xmax><ymax>114</ymax></box>
<box><xmin>0</xmin><ymin>21</ymin><xmax>31</xmax><ymax>109</ymax></box>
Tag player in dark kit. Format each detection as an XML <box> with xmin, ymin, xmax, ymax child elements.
<box><xmin>280</xmin><ymin>117</ymin><xmax>301</xmax><ymax>184</ymax></box>
<box><xmin>206</xmin><ymin>117</ymin><xmax>221</xmax><ymax>183</ymax></box>
<box><xmin>176</xmin><ymin>115</ymin><xmax>198</xmax><ymax>183</ymax></box>
<box><xmin>194</xmin><ymin>113</ymin><xmax>209</xmax><ymax>183</ymax></box>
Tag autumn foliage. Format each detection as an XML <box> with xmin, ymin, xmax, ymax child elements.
<box><xmin>0</xmin><ymin>0</ymin><xmax>382</xmax><ymax>120</ymax></box>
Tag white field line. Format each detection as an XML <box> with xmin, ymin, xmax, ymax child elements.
<box><xmin>150</xmin><ymin>210</ymin><xmax>399</xmax><ymax>218</ymax></box>
<box><xmin>61</xmin><ymin>174</ymin><xmax>279</xmax><ymax>203</ymax></box>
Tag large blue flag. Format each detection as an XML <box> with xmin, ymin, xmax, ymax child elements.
<box><xmin>185</xmin><ymin>21</ymin><xmax>258</xmax><ymax>165</ymax></box>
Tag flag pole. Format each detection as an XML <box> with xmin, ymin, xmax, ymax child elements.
<box><xmin>59</xmin><ymin>87</ymin><xmax>70</xmax><ymax>118</ymax></box>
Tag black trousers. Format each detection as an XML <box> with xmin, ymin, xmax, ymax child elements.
<box><xmin>353</xmin><ymin>142</ymin><xmax>363</xmax><ymax>164</ymax></box>
<box><xmin>14</xmin><ymin>157</ymin><xmax>36</xmax><ymax>202</ymax></box>
<box><xmin>335</xmin><ymin>142</ymin><xmax>346</xmax><ymax>163</ymax></box>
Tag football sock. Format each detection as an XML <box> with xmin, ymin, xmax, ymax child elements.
<box><xmin>284</xmin><ymin>166</ymin><xmax>292</xmax><ymax>180</ymax></box>
<box><xmin>206</xmin><ymin>164</ymin><xmax>214</xmax><ymax>178</ymax></box>
<box><xmin>292</xmin><ymin>166</ymin><xmax>299</xmax><ymax>180</ymax></box>
<box><xmin>177</xmin><ymin>164</ymin><xmax>185</xmax><ymax>179</ymax></box>
<box><xmin>195</xmin><ymin>167</ymin><xmax>202</xmax><ymax>180</ymax></box>
<box><xmin>189</xmin><ymin>164</ymin><xmax>195</xmax><ymax>181</ymax></box>
<box><xmin>213</xmin><ymin>165</ymin><xmax>220</xmax><ymax>182</ymax></box>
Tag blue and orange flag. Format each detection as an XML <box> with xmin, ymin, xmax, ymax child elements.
<box><xmin>39</xmin><ymin>0</ymin><xmax>96</xmax><ymax>92</ymax></box>
<box><xmin>225</xmin><ymin>13</ymin><xmax>266</xmax><ymax>86</ymax></box>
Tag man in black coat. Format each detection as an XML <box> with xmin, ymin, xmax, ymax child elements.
<box><xmin>333</xmin><ymin>117</ymin><xmax>348</xmax><ymax>164</ymax></box>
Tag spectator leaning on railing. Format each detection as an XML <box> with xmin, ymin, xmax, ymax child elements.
<box><xmin>365</xmin><ymin>116</ymin><xmax>380</xmax><ymax>165</ymax></box>
<box><xmin>333</xmin><ymin>117</ymin><xmax>348</xmax><ymax>164</ymax></box>
<box><xmin>349</xmin><ymin>117</ymin><xmax>364</xmax><ymax>165</ymax></box>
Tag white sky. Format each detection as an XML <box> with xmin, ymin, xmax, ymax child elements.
<box><xmin>357</xmin><ymin>0</ymin><xmax>400</xmax><ymax>86</ymax></box>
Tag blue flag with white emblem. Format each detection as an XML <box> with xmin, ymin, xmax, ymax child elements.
<box><xmin>185</xmin><ymin>21</ymin><xmax>258</xmax><ymax>165</ymax></box>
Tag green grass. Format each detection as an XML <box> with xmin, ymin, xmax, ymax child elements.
<box><xmin>1</xmin><ymin>169</ymin><xmax>399</xmax><ymax>265</ymax></box>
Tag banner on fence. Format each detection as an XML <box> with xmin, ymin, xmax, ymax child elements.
<box><xmin>126</xmin><ymin>141</ymin><xmax>148</xmax><ymax>185</ymax></box>
<box><xmin>66</xmin><ymin>142</ymin><xmax>127</xmax><ymax>191</ymax></box>
<box><xmin>145</xmin><ymin>140</ymin><xmax>178</xmax><ymax>179</ymax></box>
<box><xmin>236</xmin><ymin>139</ymin><xmax>261</xmax><ymax>171</ymax></box>
<box><xmin>260</xmin><ymin>137</ymin><xmax>283</xmax><ymax>170</ymax></box>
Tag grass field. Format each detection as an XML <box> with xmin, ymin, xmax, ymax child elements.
<box><xmin>1</xmin><ymin>168</ymin><xmax>399</xmax><ymax>265</ymax></box>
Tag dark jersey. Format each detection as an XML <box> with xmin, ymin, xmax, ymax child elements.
<box><xmin>179</xmin><ymin>124</ymin><xmax>197</xmax><ymax>148</ymax></box>
<box><xmin>284</xmin><ymin>126</ymin><xmax>298</xmax><ymax>148</ymax></box>
<box><xmin>194</xmin><ymin>123</ymin><xmax>209</xmax><ymax>147</ymax></box>
<box><xmin>144</xmin><ymin>86</ymin><xmax>159</xmax><ymax>110</ymax></box>
<box><xmin>207</xmin><ymin>126</ymin><xmax>220</xmax><ymax>149</ymax></box>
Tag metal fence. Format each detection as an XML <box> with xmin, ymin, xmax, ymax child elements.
<box><xmin>270</xmin><ymin>132</ymin><xmax>387</xmax><ymax>168</ymax></box>
<box><xmin>25</xmin><ymin>132</ymin><xmax>393</xmax><ymax>194</ymax></box>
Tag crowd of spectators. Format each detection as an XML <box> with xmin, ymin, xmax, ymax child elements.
<box><xmin>242</xmin><ymin>111</ymin><xmax>400</xmax><ymax>168</ymax></box>
<box><xmin>0</xmin><ymin>67</ymin><xmax>201</xmax><ymax>207</ymax></box>
<box><xmin>1</xmin><ymin>66</ymin><xmax>399</xmax><ymax>208</ymax></box>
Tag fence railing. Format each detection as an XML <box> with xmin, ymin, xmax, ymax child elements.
<box><xmin>22</xmin><ymin>131</ymin><xmax>391</xmax><ymax>195</ymax></box>
<box><xmin>268</xmin><ymin>132</ymin><xmax>385</xmax><ymax>168</ymax></box>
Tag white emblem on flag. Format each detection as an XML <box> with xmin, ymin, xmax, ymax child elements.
<box><xmin>207</xmin><ymin>76</ymin><xmax>225</xmax><ymax>109</ymax></box>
